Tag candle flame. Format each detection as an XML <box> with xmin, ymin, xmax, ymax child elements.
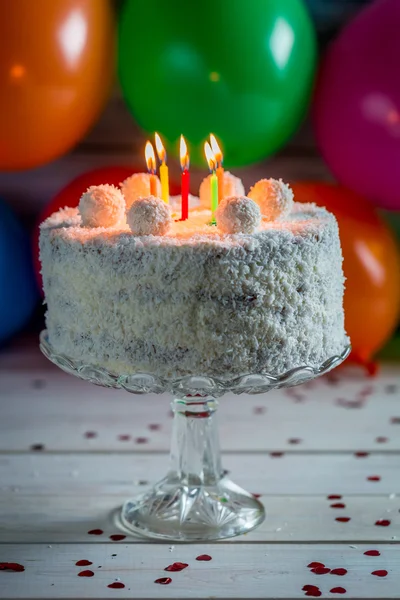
<box><xmin>180</xmin><ymin>135</ymin><xmax>189</xmax><ymax>170</ymax></box>
<box><xmin>210</xmin><ymin>133</ymin><xmax>223</xmax><ymax>164</ymax></box>
<box><xmin>145</xmin><ymin>141</ymin><xmax>156</xmax><ymax>173</ymax></box>
<box><xmin>154</xmin><ymin>132</ymin><xmax>166</xmax><ymax>163</ymax></box>
<box><xmin>204</xmin><ymin>141</ymin><xmax>216</xmax><ymax>171</ymax></box>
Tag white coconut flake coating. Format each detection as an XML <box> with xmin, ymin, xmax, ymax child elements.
<box><xmin>248</xmin><ymin>178</ymin><xmax>294</xmax><ymax>221</ymax></box>
<box><xmin>199</xmin><ymin>171</ymin><xmax>245</xmax><ymax>209</ymax></box>
<box><xmin>121</xmin><ymin>173</ymin><xmax>162</xmax><ymax>210</ymax></box>
<box><xmin>216</xmin><ymin>196</ymin><xmax>261</xmax><ymax>234</ymax></box>
<box><xmin>79</xmin><ymin>184</ymin><xmax>126</xmax><ymax>228</ymax></box>
<box><xmin>39</xmin><ymin>202</ymin><xmax>348</xmax><ymax>379</ymax></box>
<box><xmin>127</xmin><ymin>196</ymin><xmax>172</xmax><ymax>236</ymax></box>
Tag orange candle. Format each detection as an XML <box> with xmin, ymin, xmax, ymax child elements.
<box><xmin>210</xmin><ymin>133</ymin><xmax>224</xmax><ymax>201</ymax></box>
<box><xmin>145</xmin><ymin>141</ymin><xmax>157</xmax><ymax>196</ymax></box>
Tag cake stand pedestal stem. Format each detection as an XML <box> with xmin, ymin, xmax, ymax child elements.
<box><xmin>169</xmin><ymin>396</ymin><xmax>223</xmax><ymax>487</ymax></box>
<box><xmin>119</xmin><ymin>394</ymin><xmax>265</xmax><ymax>541</ymax></box>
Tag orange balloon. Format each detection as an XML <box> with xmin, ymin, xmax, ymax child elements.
<box><xmin>0</xmin><ymin>0</ymin><xmax>115</xmax><ymax>171</ymax></box>
<box><xmin>292</xmin><ymin>182</ymin><xmax>400</xmax><ymax>360</ymax></box>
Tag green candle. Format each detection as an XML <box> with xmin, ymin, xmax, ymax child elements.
<box><xmin>204</xmin><ymin>141</ymin><xmax>219</xmax><ymax>225</ymax></box>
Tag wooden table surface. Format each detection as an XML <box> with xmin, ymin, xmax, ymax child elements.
<box><xmin>1</xmin><ymin>343</ymin><xmax>399</xmax><ymax>599</ymax></box>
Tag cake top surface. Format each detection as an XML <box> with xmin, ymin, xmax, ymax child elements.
<box><xmin>41</xmin><ymin>202</ymin><xmax>336</xmax><ymax>250</ymax></box>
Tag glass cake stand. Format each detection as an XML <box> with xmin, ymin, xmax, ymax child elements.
<box><xmin>40</xmin><ymin>330</ymin><xmax>350</xmax><ymax>542</ymax></box>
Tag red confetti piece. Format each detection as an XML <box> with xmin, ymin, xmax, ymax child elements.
<box><xmin>0</xmin><ymin>563</ymin><xmax>25</xmax><ymax>572</ymax></box>
<box><xmin>354</xmin><ymin>451</ymin><xmax>369</xmax><ymax>457</ymax></box>
<box><xmin>118</xmin><ymin>434</ymin><xmax>130</xmax><ymax>441</ymax></box>
<box><xmin>375</xmin><ymin>519</ymin><xmax>390</xmax><ymax>527</ymax></box>
<box><xmin>371</xmin><ymin>570</ymin><xmax>388</xmax><ymax>577</ymax></box>
<box><xmin>30</xmin><ymin>443</ymin><xmax>44</xmax><ymax>451</ymax></box>
<box><xmin>253</xmin><ymin>406</ymin><xmax>265</xmax><ymax>414</ymax></box>
<box><xmin>196</xmin><ymin>554</ymin><xmax>212</xmax><ymax>561</ymax></box>
<box><xmin>331</xmin><ymin>568</ymin><xmax>347</xmax><ymax>576</ymax></box>
<box><xmin>87</xmin><ymin>529</ymin><xmax>103</xmax><ymax>535</ymax></box>
<box><xmin>330</xmin><ymin>503</ymin><xmax>346</xmax><ymax>509</ymax></box>
<box><xmin>78</xmin><ymin>570</ymin><xmax>94</xmax><ymax>577</ymax></box>
<box><xmin>75</xmin><ymin>560</ymin><xmax>92</xmax><ymax>566</ymax></box>
<box><xmin>311</xmin><ymin>567</ymin><xmax>331</xmax><ymax>575</ymax></box>
<box><xmin>307</xmin><ymin>562</ymin><xmax>325</xmax><ymax>569</ymax></box>
<box><xmin>84</xmin><ymin>431</ymin><xmax>97</xmax><ymax>439</ymax></box>
<box><xmin>155</xmin><ymin>577</ymin><xmax>172</xmax><ymax>584</ymax></box>
<box><xmin>108</xmin><ymin>582</ymin><xmax>125</xmax><ymax>589</ymax></box>
<box><xmin>109</xmin><ymin>534</ymin><xmax>126</xmax><ymax>541</ymax></box>
<box><xmin>148</xmin><ymin>423</ymin><xmax>161</xmax><ymax>431</ymax></box>
<box><xmin>252</xmin><ymin>493</ymin><xmax>262</xmax><ymax>498</ymax></box>
<box><xmin>335</xmin><ymin>517</ymin><xmax>351</xmax><ymax>523</ymax></box>
<box><xmin>330</xmin><ymin>587</ymin><xmax>347</xmax><ymax>594</ymax></box>
<box><xmin>336</xmin><ymin>397</ymin><xmax>365</xmax><ymax>409</ymax></box>
<box><xmin>390</xmin><ymin>417</ymin><xmax>400</xmax><ymax>424</ymax></box>
<box><xmin>135</xmin><ymin>437</ymin><xmax>148</xmax><ymax>444</ymax></box>
<box><xmin>303</xmin><ymin>584</ymin><xmax>322</xmax><ymax>596</ymax></box>
<box><xmin>164</xmin><ymin>562</ymin><xmax>188</xmax><ymax>572</ymax></box>
<box><xmin>375</xmin><ymin>436</ymin><xmax>388</xmax><ymax>443</ymax></box>
<box><xmin>288</xmin><ymin>437</ymin><xmax>301</xmax><ymax>444</ymax></box>
<box><xmin>367</xmin><ymin>475</ymin><xmax>381</xmax><ymax>481</ymax></box>
<box><xmin>327</xmin><ymin>495</ymin><xmax>342</xmax><ymax>500</ymax></box>
<box><xmin>270</xmin><ymin>452</ymin><xmax>284</xmax><ymax>457</ymax></box>
<box><xmin>364</xmin><ymin>550</ymin><xmax>380</xmax><ymax>556</ymax></box>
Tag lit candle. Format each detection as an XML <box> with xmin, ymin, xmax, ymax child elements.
<box><xmin>204</xmin><ymin>141</ymin><xmax>218</xmax><ymax>224</ymax></box>
<box><xmin>154</xmin><ymin>133</ymin><xmax>169</xmax><ymax>203</ymax></box>
<box><xmin>210</xmin><ymin>133</ymin><xmax>224</xmax><ymax>201</ymax></box>
<box><xmin>145</xmin><ymin>141</ymin><xmax>157</xmax><ymax>196</ymax></box>
<box><xmin>180</xmin><ymin>135</ymin><xmax>190</xmax><ymax>221</ymax></box>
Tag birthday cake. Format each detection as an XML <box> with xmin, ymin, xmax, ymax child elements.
<box><xmin>39</xmin><ymin>168</ymin><xmax>348</xmax><ymax>379</ymax></box>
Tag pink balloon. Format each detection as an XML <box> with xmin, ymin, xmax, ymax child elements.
<box><xmin>313</xmin><ymin>0</ymin><xmax>400</xmax><ymax>210</ymax></box>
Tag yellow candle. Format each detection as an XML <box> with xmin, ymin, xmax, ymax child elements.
<box><xmin>159</xmin><ymin>162</ymin><xmax>169</xmax><ymax>204</ymax></box>
<box><xmin>204</xmin><ymin>141</ymin><xmax>219</xmax><ymax>225</ymax></box>
<box><xmin>155</xmin><ymin>132</ymin><xmax>169</xmax><ymax>203</ymax></box>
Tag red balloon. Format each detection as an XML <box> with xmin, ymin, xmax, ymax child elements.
<box><xmin>292</xmin><ymin>182</ymin><xmax>400</xmax><ymax>361</ymax></box>
<box><xmin>33</xmin><ymin>166</ymin><xmax>181</xmax><ymax>291</ymax></box>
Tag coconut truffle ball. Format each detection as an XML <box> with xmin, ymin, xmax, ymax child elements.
<box><xmin>216</xmin><ymin>195</ymin><xmax>261</xmax><ymax>234</ymax></box>
<box><xmin>79</xmin><ymin>184</ymin><xmax>126</xmax><ymax>228</ymax></box>
<box><xmin>127</xmin><ymin>196</ymin><xmax>172</xmax><ymax>236</ymax></box>
<box><xmin>199</xmin><ymin>171</ymin><xmax>245</xmax><ymax>209</ymax></box>
<box><xmin>248</xmin><ymin>178</ymin><xmax>294</xmax><ymax>221</ymax></box>
<box><xmin>121</xmin><ymin>173</ymin><xmax>162</xmax><ymax>210</ymax></box>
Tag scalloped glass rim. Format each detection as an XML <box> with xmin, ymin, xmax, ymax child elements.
<box><xmin>40</xmin><ymin>330</ymin><xmax>351</xmax><ymax>397</ymax></box>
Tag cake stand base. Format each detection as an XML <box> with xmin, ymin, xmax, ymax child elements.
<box><xmin>120</xmin><ymin>475</ymin><xmax>264</xmax><ymax>542</ymax></box>
<box><xmin>119</xmin><ymin>395</ymin><xmax>264</xmax><ymax>541</ymax></box>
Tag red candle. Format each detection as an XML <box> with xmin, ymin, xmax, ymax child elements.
<box><xmin>180</xmin><ymin>135</ymin><xmax>190</xmax><ymax>220</ymax></box>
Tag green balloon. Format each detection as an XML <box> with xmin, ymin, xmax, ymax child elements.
<box><xmin>118</xmin><ymin>0</ymin><xmax>316</xmax><ymax>167</ymax></box>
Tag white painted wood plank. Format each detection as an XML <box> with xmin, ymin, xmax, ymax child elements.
<box><xmin>0</xmin><ymin>454</ymin><xmax>399</xmax><ymax>543</ymax></box>
<box><xmin>1</xmin><ymin>364</ymin><xmax>399</xmax><ymax>452</ymax></box>
<box><xmin>0</xmin><ymin>543</ymin><xmax>398</xmax><ymax>598</ymax></box>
